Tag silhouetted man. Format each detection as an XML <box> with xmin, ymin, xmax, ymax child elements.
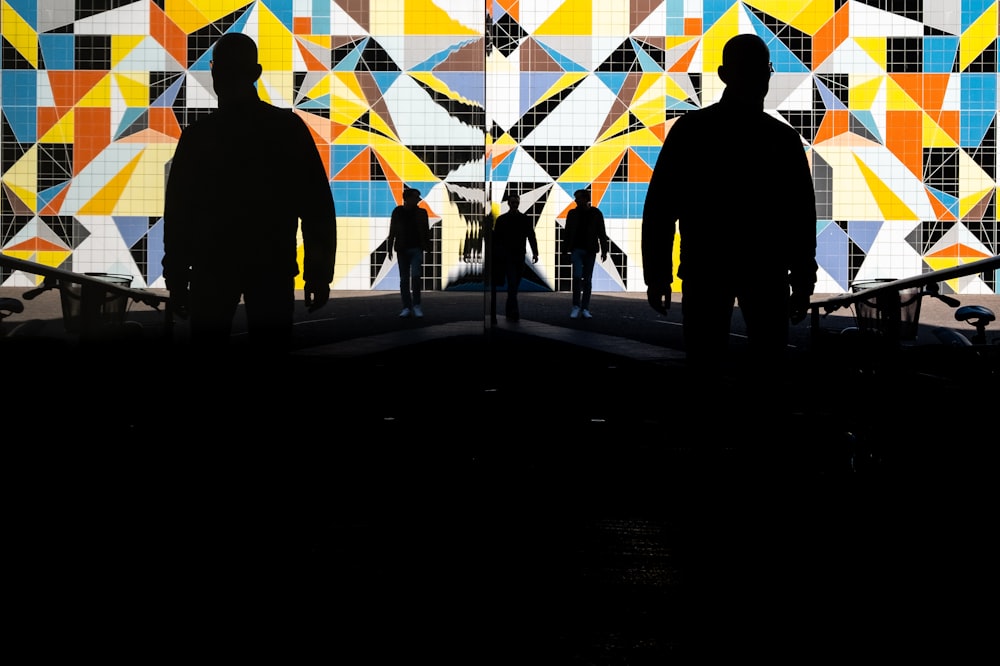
<box><xmin>564</xmin><ymin>188</ymin><xmax>609</xmax><ymax>319</ymax></box>
<box><xmin>492</xmin><ymin>192</ymin><xmax>539</xmax><ymax>322</ymax></box>
<box><xmin>387</xmin><ymin>187</ymin><xmax>431</xmax><ymax>318</ymax></box>
<box><xmin>642</xmin><ymin>33</ymin><xmax>817</xmax><ymax>368</ymax></box>
<box><xmin>163</xmin><ymin>32</ymin><xmax>337</xmax><ymax>353</ymax></box>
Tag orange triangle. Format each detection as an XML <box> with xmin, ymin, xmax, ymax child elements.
<box><xmin>149</xmin><ymin>107</ymin><xmax>182</xmax><ymax>140</ymax></box>
<box><xmin>813</xmin><ymin>109</ymin><xmax>849</xmax><ymax>144</ymax></box>
<box><xmin>40</xmin><ymin>184</ymin><xmax>70</xmax><ymax>215</ymax></box>
<box><xmin>334</xmin><ymin>147</ymin><xmax>371</xmax><ymax>181</ymax></box>
<box><xmin>888</xmin><ymin>73</ymin><xmax>923</xmax><ymax>108</ymax></box>
<box><xmin>36</xmin><ymin>107</ymin><xmax>65</xmax><ymax>140</ymax></box>
<box><xmin>668</xmin><ymin>40</ymin><xmax>698</xmax><ymax>73</ymax></box>
<box><xmin>296</xmin><ymin>39</ymin><xmax>328</xmax><ymax>71</ymax></box>
<box><xmin>6</xmin><ymin>237</ymin><xmax>68</xmax><ymax>253</ymax></box>
<box><xmin>926</xmin><ymin>190</ymin><xmax>957</xmax><ymax>221</ymax></box>
<box><xmin>627</xmin><ymin>148</ymin><xmax>654</xmax><ymax>182</ymax></box>
<box><xmin>78</xmin><ymin>151</ymin><xmax>142</xmax><ymax>215</ymax></box>
<box><xmin>926</xmin><ymin>244</ymin><xmax>990</xmax><ymax>259</ymax></box>
<box><xmin>47</xmin><ymin>71</ymin><xmax>78</xmax><ymax>108</ymax></box>
<box><xmin>812</xmin><ymin>2</ymin><xmax>849</xmax><ymax>70</ymax></box>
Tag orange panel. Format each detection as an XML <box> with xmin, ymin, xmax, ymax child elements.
<box><xmin>921</xmin><ymin>74</ymin><xmax>949</xmax><ymax>113</ymax></box>
<box><xmin>935</xmin><ymin>109</ymin><xmax>960</xmax><ymax>144</ymax></box>
<box><xmin>684</xmin><ymin>19</ymin><xmax>702</xmax><ymax>36</ymax></box>
<box><xmin>334</xmin><ymin>147</ymin><xmax>371</xmax><ymax>181</ymax></box>
<box><xmin>72</xmin><ymin>71</ymin><xmax>105</xmax><ymax>106</ymax></box>
<box><xmin>73</xmin><ymin>107</ymin><xmax>110</xmax><ymax>175</ymax></box>
<box><xmin>150</xmin><ymin>3</ymin><xmax>188</xmax><ymax>68</ymax></box>
<box><xmin>889</xmin><ymin>73</ymin><xmax>923</xmax><ymax>108</ymax></box>
<box><xmin>812</xmin><ymin>3</ymin><xmax>849</xmax><ymax>70</ymax></box>
<box><xmin>294</xmin><ymin>17</ymin><xmax>311</xmax><ymax>34</ymax></box>
<box><xmin>149</xmin><ymin>107</ymin><xmax>182</xmax><ymax>140</ymax></box>
<box><xmin>668</xmin><ymin>40</ymin><xmax>698</xmax><ymax>73</ymax></box>
<box><xmin>813</xmin><ymin>109</ymin><xmax>849</xmax><ymax>144</ymax></box>
<box><xmin>627</xmin><ymin>148</ymin><xmax>654</xmax><ymax>183</ymax></box>
<box><xmin>46</xmin><ymin>71</ymin><xmax>76</xmax><ymax>108</ymax></box>
<box><xmin>885</xmin><ymin>110</ymin><xmax>922</xmax><ymax>178</ymax></box>
<box><xmin>36</xmin><ymin>107</ymin><xmax>62</xmax><ymax>139</ymax></box>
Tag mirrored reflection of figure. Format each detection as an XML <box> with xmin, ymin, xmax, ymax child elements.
<box><xmin>387</xmin><ymin>187</ymin><xmax>431</xmax><ymax>318</ymax></box>
<box><xmin>492</xmin><ymin>193</ymin><xmax>539</xmax><ymax>322</ymax></box>
<box><xmin>564</xmin><ymin>189</ymin><xmax>609</xmax><ymax>320</ymax></box>
<box><xmin>641</xmin><ymin>33</ymin><xmax>817</xmax><ymax>370</ymax></box>
<box><xmin>163</xmin><ymin>32</ymin><xmax>337</xmax><ymax>354</ymax></box>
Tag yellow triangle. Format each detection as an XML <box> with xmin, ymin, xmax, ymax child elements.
<box><xmin>78</xmin><ymin>73</ymin><xmax>113</xmax><ymax>108</ymax></box>
<box><xmin>111</xmin><ymin>35</ymin><xmax>144</xmax><ymax>68</ymax></box>
<box><xmin>849</xmin><ymin>75</ymin><xmax>884</xmax><ymax>111</ymax></box>
<box><xmin>883</xmin><ymin>74</ymin><xmax>921</xmax><ymax>111</ymax></box>
<box><xmin>333</xmin><ymin>72</ymin><xmax>367</xmax><ymax>105</ymax></box>
<box><xmin>596</xmin><ymin>112</ymin><xmax>633</xmax><ymax>143</ymax></box>
<box><xmin>853</xmin><ymin>154</ymin><xmax>919</xmax><ymax>221</ymax></box>
<box><xmin>535</xmin><ymin>72</ymin><xmax>590</xmax><ymax>105</ymax></box>
<box><xmin>112</xmin><ymin>72</ymin><xmax>150</xmax><ymax>107</ymax></box>
<box><xmin>785</xmin><ymin>0</ymin><xmax>835</xmax><ymax>35</ymax></box>
<box><xmin>403</xmin><ymin>0</ymin><xmax>481</xmax><ymax>37</ymax></box>
<box><xmin>959</xmin><ymin>186</ymin><xmax>996</xmax><ymax>220</ymax></box>
<box><xmin>922</xmin><ymin>111</ymin><xmax>958</xmax><ymax>148</ymax></box>
<box><xmin>78</xmin><ymin>151</ymin><xmax>142</xmax><ymax>216</ymax></box>
<box><xmin>960</xmin><ymin>3</ymin><xmax>998</xmax><ymax>71</ymax></box>
<box><xmin>0</xmin><ymin>144</ymin><xmax>37</xmax><ymax>212</ymax></box>
<box><xmin>535</xmin><ymin>0</ymin><xmax>593</xmax><ymax>37</ymax></box>
<box><xmin>854</xmin><ymin>37</ymin><xmax>887</xmax><ymax>70</ymax></box>
<box><xmin>39</xmin><ymin>109</ymin><xmax>74</xmax><ymax>144</ymax></box>
<box><xmin>1</xmin><ymin>2</ymin><xmax>38</xmax><ymax>68</ymax></box>
<box><xmin>166</xmin><ymin>0</ymin><xmax>241</xmax><ymax>34</ymax></box>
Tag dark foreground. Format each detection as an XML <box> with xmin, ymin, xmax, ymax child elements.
<box><xmin>6</xmin><ymin>328</ymin><xmax>998</xmax><ymax>662</ymax></box>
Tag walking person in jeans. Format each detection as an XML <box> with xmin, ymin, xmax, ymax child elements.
<box><xmin>564</xmin><ymin>188</ymin><xmax>609</xmax><ymax>319</ymax></box>
<box><xmin>491</xmin><ymin>192</ymin><xmax>539</xmax><ymax>322</ymax></box>
<box><xmin>387</xmin><ymin>187</ymin><xmax>431</xmax><ymax>318</ymax></box>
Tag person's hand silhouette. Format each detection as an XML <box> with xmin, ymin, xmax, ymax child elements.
<box><xmin>304</xmin><ymin>282</ymin><xmax>330</xmax><ymax>312</ymax></box>
<box><xmin>646</xmin><ymin>283</ymin><xmax>671</xmax><ymax>314</ymax></box>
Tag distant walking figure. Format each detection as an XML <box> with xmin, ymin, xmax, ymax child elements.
<box><xmin>641</xmin><ymin>33</ymin><xmax>817</xmax><ymax>368</ymax></box>
<box><xmin>163</xmin><ymin>32</ymin><xmax>337</xmax><ymax>353</ymax></box>
<box><xmin>564</xmin><ymin>189</ymin><xmax>609</xmax><ymax>319</ymax></box>
<box><xmin>387</xmin><ymin>187</ymin><xmax>431</xmax><ymax>318</ymax></box>
<box><xmin>492</xmin><ymin>192</ymin><xmax>539</xmax><ymax>322</ymax></box>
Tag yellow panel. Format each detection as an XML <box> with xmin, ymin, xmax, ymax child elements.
<box><xmin>700</xmin><ymin>6</ymin><xmax>742</xmax><ymax>73</ymax></box>
<box><xmin>960</xmin><ymin>4</ymin><xmax>999</xmax><ymax>71</ymax></box>
<box><xmin>402</xmin><ymin>0</ymin><xmax>480</xmax><ymax>37</ymax></box>
<box><xmin>333</xmin><ymin>72</ymin><xmax>367</xmax><ymax>104</ymax></box>
<box><xmin>367</xmin><ymin>111</ymin><xmax>400</xmax><ymax>142</ymax></box>
<box><xmin>558</xmin><ymin>143</ymin><xmax>623</xmax><ymax>182</ymax></box>
<box><xmin>631</xmin><ymin>72</ymin><xmax>662</xmax><ymax>105</ymax></box>
<box><xmin>299</xmin><ymin>35</ymin><xmax>331</xmax><ymax>49</ymax></box>
<box><xmin>330</xmin><ymin>98</ymin><xmax>369</xmax><ymax>127</ymax></box>
<box><xmin>112</xmin><ymin>146</ymin><xmax>173</xmax><ymax>216</ymax></box>
<box><xmin>257</xmin><ymin>2</ymin><xmax>293</xmax><ymax>71</ymax></box>
<box><xmin>112</xmin><ymin>73</ymin><xmax>150</xmax><ymax>107</ymax></box>
<box><xmin>111</xmin><ymin>35</ymin><xmax>144</xmax><ymax>68</ymax></box>
<box><xmin>593</xmin><ymin>0</ymin><xmax>630</xmax><ymax>37</ymax></box>
<box><xmin>595</xmin><ymin>113</ymin><xmax>632</xmax><ymax>143</ymax></box>
<box><xmin>854</xmin><ymin>154</ymin><xmax>919</xmax><ymax>221</ymax></box>
<box><xmin>165</xmin><ymin>0</ymin><xmax>241</xmax><ymax>34</ymax></box>
<box><xmin>1</xmin><ymin>2</ymin><xmax>38</xmax><ymax>68</ymax></box>
<box><xmin>258</xmin><ymin>71</ymin><xmax>294</xmax><ymax>107</ymax></box>
<box><xmin>958</xmin><ymin>151</ymin><xmax>996</xmax><ymax>217</ymax></box>
<box><xmin>848</xmin><ymin>74</ymin><xmax>884</xmax><ymax>110</ymax></box>
<box><xmin>39</xmin><ymin>110</ymin><xmax>74</xmax><ymax>144</ymax></box>
<box><xmin>922</xmin><ymin>111</ymin><xmax>958</xmax><ymax>149</ymax></box>
<box><xmin>369</xmin><ymin>0</ymin><xmax>405</xmax><ymax>35</ymax></box>
<box><xmin>853</xmin><ymin>37</ymin><xmax>887</xmax><ymax>69</ymax></box>
<box><xmin>78</xmin><ymin>74</ymin><xmax>113</xmax><ymax>107</ymax></box>
<box><xmin>335</xmin><ymin>129</ymin><xmax>436</xmax><ymax>182</ymax></box>
<box><xmin>747</xmin><ymin>0</ymin><xmax>834</xmax><ymax>35</ymax></box>
<box><xmin>535</xmin><ymin>0</ymin><xmax>593</xmax><ymax>37</ymax></box>
<box><xmin>0</xmin><ymin>145</ymin><xmax>37</xmax><ymax>211</ymax></box>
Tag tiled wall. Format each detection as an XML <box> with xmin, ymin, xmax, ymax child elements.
<box><xmin>2</xmin><ymin>1</ymin><xmax>997</xmax><ymax>295</ymax></box>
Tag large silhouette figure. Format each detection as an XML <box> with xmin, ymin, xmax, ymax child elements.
<box><xmin>491</xmin><ymin>192</ymin><xmax>539</xmax><ymax>322</ymax></box>
<box><xmin>642</xmin><ymin>33</ymin><xmax>817</xmax><ymax>368</ymax></box>
<box><xmin>163</xmin><ymin>32</ymin><xmax>337</xmax><ymax>352</ymax></box>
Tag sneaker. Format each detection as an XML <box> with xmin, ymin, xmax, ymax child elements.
<box><xmin>413</xmin><ymin>304</ymin><xmax>423</xmax><ymax>318</ymax></box>
<box><xmin>399</xmin><ymin>308</ymin><xmax>412</xmax><ymax>318</ymax></box>
<box><xmin>570</xmin><ymin>306</ymin><xmax>580</xmax><ymax>319</ymax></box>
<box><xmin>581</xmin><ymin>309</ymin><xmax>593</xmax><ymax>319</ymax></box>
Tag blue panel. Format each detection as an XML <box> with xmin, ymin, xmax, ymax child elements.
<box><xmin>520</xmin><ymin>72</ymin><xmax>562</xmax><ymax>116</ymax></box>
<box><xmin>703</xmin><ymin>0</ymin><xmax>733</xmax><ymax>32</ymax></box>
<box><xmin>597</xmin><ymin>182</ymin><xmax>646</xmax><ymax>218</ymax></box>
<box><xmin>491</xmin><ymin>149</ymin><xmax>515</xmax><ymax>182</ymax></box>
<box><xmin>925</xmin><ymin>186</ymin><xmax>960</xmax><ymax>218</ymax></box>
<box><xmin>263</xmin><ymin>0</ymin><xmax>294</xmax><ymax>31</ymax></box>
<box><xmin>532</xmin><ymin>40</ymin><xmax>588</xmax><ymax>73</ymax></box>
<box><xmin>922</xmin><ymin>36</ymin><xmax>959</xmax><ymax>73</ymax></box>
<box><xmin>146</xmin><ymin>218</ymin><xmax>165</xmax><ymax>285</ymax></box>
<box><xmin>7</xmin><ymin>0</ymin><xmax>35</xmax><ymax>29</ymax></box>
<box><xmin>632</xmin><ymin>146</ymin><xmax>661</xmax><ymax>169</ymax></box>
<box><xmin>113</xmin><ymin>216</ymin><xmax>150</xmax><ymax>248</ymax></box>
<box><xmin>961</xmin><ymin>73</ymin><xmax>996</xmax><ymax>111</ymax></box>
<box><xmin>434</xmin><ymin>72</ymin><xmax>484</xmax><ymax>106</ymax></box>
<box><xmin>816</xmin><ymin>222</ymin><xmax>849</xmax><ymax>290</ymax></box>
<box><xmin>594</xmin><ymin>72</ymin><xmax>628</xmax><ymax>96</ymax></box>
<box><xmin>960</xmin><ymin>110</ymin><xmax>995</xmax><ymax>148</ymax></box>
<box><xmin>847</xmin><ymin>220</ymin><xmax>882</xmax><ymax>254</ymax></box>
<box><xmin>1</xmin><ymin>106</ymin><xmax>36</xmax><ymax>144</ymax></box>
<box><xmin>38</xmin><ymin>34</ymin><xmax>75</xmax><ymax>70</ymax></box>
<box><xmin>632</xmin><ymin>39</ymin><xmax>664</xmax><ymax>72</ymax></box>
<box><xmin>962</xmin><ymin>0</ymin><xmax>994</xmax><ymax>31</ymax></box>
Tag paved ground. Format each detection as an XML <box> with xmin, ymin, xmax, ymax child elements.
<box><xmin>3</xmin><ymin>285</ymin><xmax>998</xmax><ymax>661</ymax></box>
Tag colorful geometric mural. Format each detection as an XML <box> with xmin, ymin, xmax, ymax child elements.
<box><xmin>2</xmin><ymin>1</ymin><xmax>997</xmax><ymax>295</ymax></box>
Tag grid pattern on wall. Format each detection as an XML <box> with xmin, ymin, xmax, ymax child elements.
<box><xmin>1</xmin><ymin>1</ymin><xmax>997</xmax><ymax>295</ymax></box>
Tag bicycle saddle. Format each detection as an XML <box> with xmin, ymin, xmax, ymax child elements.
<box><xmin>954</xmin><ymin>305</ymin><xmax>995</xmax><ymax>326</ymax></box>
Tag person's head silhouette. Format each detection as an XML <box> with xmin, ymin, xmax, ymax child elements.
<box><xmin>718</xmin><ymin>34</ymin><xmax>772</xmax><ymax>104</ymax></box>
<box><xmin>402</xmin><ymin>187</ymin><xmax>421</xmax><ymax>208</ymax></box>
<box><xmin>210</xmin><ymin>33</ymin><xmax>262</xmax><ymax>104</ymax></box>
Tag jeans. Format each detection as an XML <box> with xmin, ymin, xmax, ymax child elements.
<box><xmin>397</xmin><ymin>247</ymin><xmax>423</xmax><ymax>308</ymax></box>
<box><xmin>570</xmin><ymin>248</ymin><xmax>596</xmax><ymax>309</ymax></box>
